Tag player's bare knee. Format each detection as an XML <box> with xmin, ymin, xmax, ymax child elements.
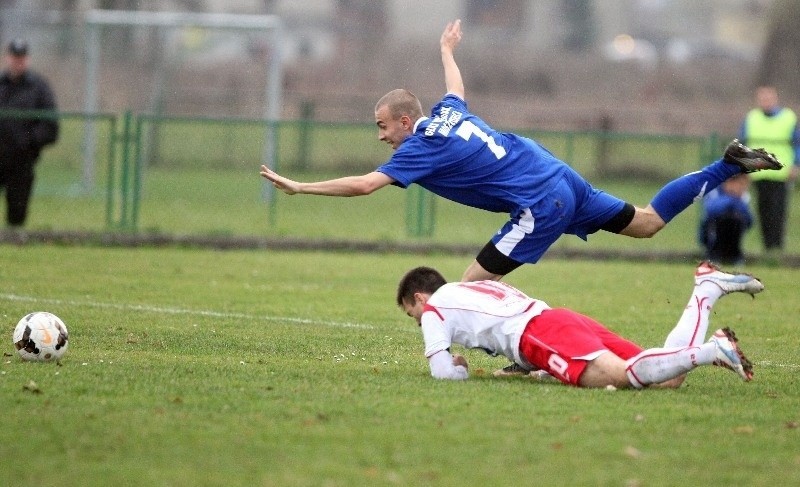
<box><xmin>578</xmin><ymin>354</ymin><xmax>630</xmax><ymax>388</ymax></box>
<box><xmin>636</xmin><ymin>219</ymin><xmax>666</xmax><ymax>238</ymax></box>
<box><xmin>620</xmin><ymin>209</ymin><xmax>666</xmax><ymax>238</ymax></box>
<box><xmin>603</xmin><ymin>203</ymin><xmax>666</xmax><ymax>238</ymax></box>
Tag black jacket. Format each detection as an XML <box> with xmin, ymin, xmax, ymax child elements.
<box><xmin>0</xmin><ymin>69</ymin><xmax>59</xmax><ymax>157</ymax></box>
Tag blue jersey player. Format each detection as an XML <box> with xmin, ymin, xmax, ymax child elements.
<box><xmin>261</xmin><ymin>19</ymin><xmax>782</xmax><ymax>282</ymax></box>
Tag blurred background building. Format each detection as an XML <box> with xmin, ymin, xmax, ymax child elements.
<box><xmin>1</xmin><ymin>0</ymin><xmax>796</xmax><ymax>136</ymax></box>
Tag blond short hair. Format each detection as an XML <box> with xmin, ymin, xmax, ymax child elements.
<box><xmin>375</xmin><ymin>89</ymin><xmax>424</xmax><ymax>120</ymax></box>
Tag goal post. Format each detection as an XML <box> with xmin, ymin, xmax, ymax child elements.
<box><xmin>83</xmin><ymin>10</ymin><xmax>284</xmax><ymax>197</ymax></box>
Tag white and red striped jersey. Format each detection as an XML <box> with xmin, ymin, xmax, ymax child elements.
<box><xmin>421</xmin><ymin>280</ymin><xmax>551</xmax><ymax>367</ymax></box>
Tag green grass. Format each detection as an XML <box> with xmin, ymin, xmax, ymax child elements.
<box><xmin>1</xmin><ymin>246</ymin><xmax>798</xmax><ymax>486</ymax></box>
<box><xmin>5</xmin><ymin>110</ymin><xmax>797</xmax><ymax>485</ymax></box>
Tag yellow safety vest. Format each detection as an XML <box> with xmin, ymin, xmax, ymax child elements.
<box><xmin>744</xmin><ymin>107</ymin><xmax>797</xmax><ymax>182</ymax></box>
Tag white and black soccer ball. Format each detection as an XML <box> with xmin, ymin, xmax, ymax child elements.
<box><xmin>13</xmin><ymin>312</ymin><xmax>69</xmax><ymax>362</ymax></box>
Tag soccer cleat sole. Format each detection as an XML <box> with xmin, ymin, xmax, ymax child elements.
<box><xmin>711</xmin><ymin>327</ymin><xmax>753</xmax><ymax>381</ymax></box>
<box><xmin>723</xmin><ymin>139</ymin><xmax>783</xmax><ymax>173</ymax></box>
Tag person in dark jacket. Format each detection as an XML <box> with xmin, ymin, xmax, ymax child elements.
<box><xmin>0</xmin><ymin>38</ymin><xmax>59</xmax><ymax>228</ymax></box>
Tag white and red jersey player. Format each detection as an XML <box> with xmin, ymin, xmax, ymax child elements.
<box><xmin>420</xmin><ymin>280</ymin><xmax>641</xmax><ymax>385</ymax></box>
<box><xmin>405</xmin><ymin>262</ymin><xmax>760</xmax><ymax>388</ymax></box>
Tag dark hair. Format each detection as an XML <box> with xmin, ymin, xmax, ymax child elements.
<box><xmin>396</xmin><ymin>266</ymin><xmax>447</xmax><ymax>306</ymax></box>
<box><xmin>7</xmin><ymin>38</ymin><xmax>28</xmax><ymax>56</ymax></box>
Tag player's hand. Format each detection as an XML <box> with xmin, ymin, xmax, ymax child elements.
<box><xmin>440</xmin><ymin>19</ymin><xmax>462</xmax><ymax>53</ymax></box>
<box><xmin>260</xmin><ymin>165</ymin><xmax>301</xmax><ymax>195</ymax></box>
<box><xmin>452</xmin><ymin>354</ymin><xmax>468</xmax><ymax>370</ymax></box>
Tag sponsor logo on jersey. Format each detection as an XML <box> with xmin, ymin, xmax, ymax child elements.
<box><xmin>426</xmin><ymin>106</ymin><xmax>463</xmax><ymax>137</ymax></box>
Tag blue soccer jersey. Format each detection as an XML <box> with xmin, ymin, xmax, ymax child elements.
<box><xmin>377</xmin><ymin>94</ymin><xmax>570</xmax><ymax>216</ymax></box>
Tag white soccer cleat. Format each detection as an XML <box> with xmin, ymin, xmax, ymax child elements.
<box><xmin>709</xmin><ymin>327</ymin><xmax>753</xmax><ymax>382</ymax></box>
<box><xmin>694</xmin><ymin>261</ymin><xmax>764</xmax><ymax>296</ymax></box>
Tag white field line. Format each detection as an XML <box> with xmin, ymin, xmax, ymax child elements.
<box><xmin>0</xmin><ymin>292</ymin><xmax>384</xmax><ymax>331</ymax></box>
<box><xmin>1</xmin><ymin>293</ymin><xmax>795</xmax><ymax>369</ymax></box>
<box><xmin>753</xmin><ymin>361</ymin><xmax>800</xmax><ymax>370</ymax></box>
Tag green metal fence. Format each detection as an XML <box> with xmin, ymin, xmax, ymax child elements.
<box><xmin>2</xmin><ymin>109</ymin><xmax>725</xmax><ymax>241</ymax></box>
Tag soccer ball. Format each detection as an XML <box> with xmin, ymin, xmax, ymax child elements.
<box><xmin>13</xmin><ymin>312</ymin><xmax>69</xmax><ymax>362</ymax></box>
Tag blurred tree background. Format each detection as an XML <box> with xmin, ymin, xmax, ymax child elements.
<box><xmin>759</xmin><ymin>0</ymin><xmax>800</xmax><ymax>93</ymax></box>
<box><xmin>2</xmin><ymin>0</ymin><xmax>799</xmax><ymax>136</ymax></box>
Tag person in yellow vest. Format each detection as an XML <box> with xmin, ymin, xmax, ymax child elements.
<box><xmin>739</xmin><ymin>86</ymin><xmax>800</xmax><ymax>254</ymax></box>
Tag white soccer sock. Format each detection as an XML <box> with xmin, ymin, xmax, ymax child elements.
<box><xmin>625</xmin><ymin>343</ymin><xmax>717</xmax><ymax>388</ymax></box>
<box><xmin>663</xmin><ymin>281</ymin><xmax>724</xmax><ymax>348</ymax></box>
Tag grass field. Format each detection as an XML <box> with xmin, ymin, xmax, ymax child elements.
<box><xmin>1</xmin><ymin>245</ymin><xmax>798</xmax><ymax>486</ymax></box>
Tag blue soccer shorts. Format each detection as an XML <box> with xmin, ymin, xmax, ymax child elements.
<box><xmin>489</xmin><ymin>169</ymin><xmax>627</xmax><ymax>265</ymax></box>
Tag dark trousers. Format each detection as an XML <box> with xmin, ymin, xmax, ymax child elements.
<box><xmin>753</xmin><ymin>180</ymin><xmax>789</xmax><ymax>251</ymax></box>
<box><xmin>701</xmin><ymin>213</ymin><xmax>748</xmax><ymax>265</ymax></box>
<box><xmin>0</xmin><ymin>149</ymin><xmax>37</xmax><ymax>226</ymax></box>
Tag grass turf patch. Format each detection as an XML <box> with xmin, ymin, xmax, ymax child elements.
<box><xmin>1</xmin><ymin>245</ymin><xmax>798</xmax><ymax>486</ymax></box>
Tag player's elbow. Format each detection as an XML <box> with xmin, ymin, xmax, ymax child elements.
<box><xmin>354</xmin><ymin>180</ymin><xmax>381</xmax><ymax>195</ymax></box>
<box><xmin>351</xmin><ymin>174</ymin><xmax>390</xmax><ymax>196</ymax></box>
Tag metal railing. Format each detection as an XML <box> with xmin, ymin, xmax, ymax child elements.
<box><xmin>1</xmin><ymin>109</ymin><xmax>723</xmax><ymax>240</ymax></box>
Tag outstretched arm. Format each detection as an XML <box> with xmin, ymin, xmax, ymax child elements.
<box><xmin>260</xmin><ymin>166</ymin><xmax>395</xmax><ymax>196</ymax></box>
<box><xmin>440</xmin><ymin>19</ymin><xmax>465</xmax><ymax>100</ymax></box>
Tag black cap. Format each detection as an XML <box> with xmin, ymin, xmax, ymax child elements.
<box><xmin>7</xmin><ymin>38</ymin><xmax>29</xmax><ymax>56</ymax></box>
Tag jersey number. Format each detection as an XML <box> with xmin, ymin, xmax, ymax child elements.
<box><xmin>455</xmin><ymin>120</ymin><xmax>507</xmax><ymax>159</ymax></box>
<box><xmin>459</xmin><ymin>281</ymin><xmax>527</xmax><ymax>301</ymax></box>
<box><xmin>548</xmin><ymin>354</ymin><xmax>569</xmax><ymax>377</ymax></box>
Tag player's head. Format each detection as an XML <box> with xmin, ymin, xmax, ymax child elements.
<box><xmin>5</xmin><ymin>38</ymin><xmax>30</xmax><ymax>79</ymax></box>
<box><xmin>722</xmin><ymin>173</ymin><xmax>750</xmax><ymax>197</ymax></box>
<box><xmin>755</xmin><ymin>85</ymin><xmax>778</xmax><ymax>112</ymax></box>
<box><xmin>396</xmin><ymin>266</ymin><xmax>447</xmax><ymax>322</ymax></box>
<box><xmin>374</xmin><ymin>89</ymin><xmax>423</xmax><ymax>150</ymax></box>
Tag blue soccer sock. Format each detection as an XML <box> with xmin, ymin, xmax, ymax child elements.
<box><xmin>649</xmin><ymin>159</ymin><xmax>740</xmax><ymax>223</ymax></box>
